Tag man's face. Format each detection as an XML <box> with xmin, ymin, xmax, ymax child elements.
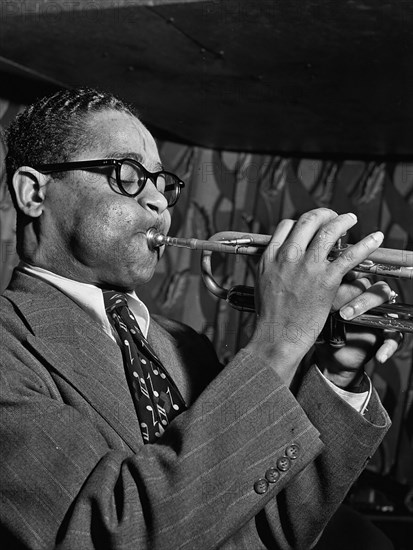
<box><xmin>41</xmin><ymin>109</ymin><xmax>171</xmax><ymax>290</ymax></box>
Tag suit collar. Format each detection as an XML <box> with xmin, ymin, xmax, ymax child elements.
<box><xmin>5</xmin><ymin>269</ymin><xmax>143</xmax><ymax>451</ymax></box>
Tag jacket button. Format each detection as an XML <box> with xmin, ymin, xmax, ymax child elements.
<box><xmin>285</xmin><ymin>443</ymin><xmax>300</xmax><ymax>460</ymax></box>
<box><xmin>254</xmin><ymin>478</ymin><xmax>269</xmax><ymax>494</ymax></box>
<box><xmin>265</xmin><ymin>467</ymin><xmax>280</xmax><ymax>483</ymax></box>
<box><xmin>276</xmin><ymin>456</ymin><xmax>291</xmax><ymax>472</ymax></box>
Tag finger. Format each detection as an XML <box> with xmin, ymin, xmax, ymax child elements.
<box><xmin>343</xmin><ymin>270</ymin><xmax>372</xmax><ymax>282</ymax></box>
<box><xmin>331</xmin><ymin>277</ymin><xmax>371</xmax><ymax>312</ymax></box>
<box><xmin>265</xmin><ymin>219</ymin><xmax>296</xmax><ymax>260</ymax></box>
<box><xmin>268</xmin><ymin>219</ymin><xmax>296</xmax><ymax>245</ymax></box>
<box><xmin>328</xmin><ymin>231</ymin><xmax>384</xmax><ymax>281</ymax></box>
<box><xmin>339</xmin><ymin>281</ymin><xmax>394</xmax><ymax>320</ymax></box>
<box><xmin>375</xmin><ymin>331</ymin><xmax>403</xmax><ymax>363</ymax></box>
<box><xmin>307</xmin><ymin>212</ymin><xmax>359</xmax><ymax>261</ymax></box>
<box><xmin>280</xmin><ymin>208</ymin><xmax>338</xmax><ymax>254</ymax></box>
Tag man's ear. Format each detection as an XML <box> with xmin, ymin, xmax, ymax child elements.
<box><xmin>12</xmin><ymin>167</ymin><xmax>49</xmax><ymax>218</ymax></box>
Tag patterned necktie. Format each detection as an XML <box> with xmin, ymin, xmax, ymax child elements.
<box><xmin>103</xmin><ymin>290</ymin><xmax>186</xmax><ymax>443</ymax></box>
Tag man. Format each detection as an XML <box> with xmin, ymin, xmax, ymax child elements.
<box><xmin>0</xmin><ymin>87</ymin><xmax>397</xmax><ymax>549</ymax></box>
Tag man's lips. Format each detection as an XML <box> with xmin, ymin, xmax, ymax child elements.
<box><xmin>150</xmin><ymin>221</ymin><xmax>168</xmax><ymax>236</ymax></box>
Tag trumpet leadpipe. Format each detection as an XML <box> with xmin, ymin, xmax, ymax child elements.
<box><xmin>146</xmin><ymin>229</ymin><xmax>270</xmax><ymax>255</ymax></box>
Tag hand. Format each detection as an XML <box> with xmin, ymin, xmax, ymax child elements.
<box><xmin>244</xmin><ymin>208</ymin><xmax>385</xmax><ymax>386</ymax></box>
<box><xmin>316</xmin><ymin>275</ymin><xmax>402</xmax><ymax>388</ymax></box>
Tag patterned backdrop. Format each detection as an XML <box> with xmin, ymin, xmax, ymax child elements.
<box><xmin>1</xmin><ymin>98</ymin><xmax>412</xmax><ymax>489</ymax></box>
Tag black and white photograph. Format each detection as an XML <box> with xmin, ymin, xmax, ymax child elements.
<box><xmin>0</xmin><ymin>1</ymin><xmax>412</xmax><ymax>548</ymax></box>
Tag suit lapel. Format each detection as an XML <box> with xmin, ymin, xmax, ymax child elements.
<box><xmin>148</xmin><ymin>315</ymin><xmax>222</xmax><ymax>406</ymax></box>
<box><xmin>6</xmin><ymin>271</ymin><xmax>142</xmax><ymax>452</ymax></box>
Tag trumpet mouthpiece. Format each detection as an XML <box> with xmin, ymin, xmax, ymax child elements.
<box><xmin>146</xmin><ymin>228</ymin><xmax>166</xmax><ymax>249</ymax></box>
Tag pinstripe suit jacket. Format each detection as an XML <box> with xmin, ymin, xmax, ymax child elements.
<box><xmin>0</xmin><ymin>270</ymin><xmax>390</xmax><ymax>550</ymax></box>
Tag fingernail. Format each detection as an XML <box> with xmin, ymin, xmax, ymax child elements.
<box><xmin>372</xmin><ymin>231</ymin><xmax>384</xmax><ymax>243</ymax></box>
<box><xmin>378</xmin><ymin>353</ymin><xmax>389</xmax><ymax>364</ymax></box>
<box><xmin>347</xmin><ymin>213</ymin><xmax>357</xmax><ymax>221</ymax></box>
<box><xmin>340</xmin><ymin>306</ymin><xmax>354</xmax><ymax>320</ymax></box>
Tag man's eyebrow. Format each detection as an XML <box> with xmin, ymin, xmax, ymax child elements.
<box><xmin>105</xmin><ymin>152</ymin><xmax>163</xmax><ymax>171</ymax></box>
<box><xmin>105</xmin><ymin>151</ymin><xmax>143</xmax><ymax>163</ymax></box>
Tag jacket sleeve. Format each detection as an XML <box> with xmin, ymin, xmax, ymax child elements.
<box><xmin>252</xmin><ymin>364</ymin><xmax>390</xmax><ymax>549</ymax></box>
<box><xmin>0</xmin><ymin>310</ymin><xmax>389</xmax><ymax>550</ymax></box>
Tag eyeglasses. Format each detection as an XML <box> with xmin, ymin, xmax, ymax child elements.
<box><xmin>33</xmin><ymin>158</ymin><xmax>185</xmax><ymax>207</ymax></box>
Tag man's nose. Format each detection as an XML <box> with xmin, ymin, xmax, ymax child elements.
<box><xmin>137</xmin><ymin>180</ymin><xmax>168</xmax><ymax>214</ymax></box>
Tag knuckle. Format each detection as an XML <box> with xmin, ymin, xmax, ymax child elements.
<box><xmin>300</xmin><ymin>211</ymin><xmax>318</xmax><ymax>224</ymax></box>
<box><xmin>352</xmin><ymin>277</ymin><xmax>371</xmax><ymax>292</ymax></box>
<box><xmin>298</xmin><ymin>208</ymin><xmax>338</xmax><ymax>228</ymax></box>
<box><xmin>318</xmin><ymin>272</ymin><xmax>337</xmax><ymax>290</ymax></box>
<box><xmin>317</xmin><ymin>207</ymin><xmax>336</xmax><ymax>216</ymax></box>
<box><xmin>378</xmin><ymin>281</ymin><xmax>391</xmax><ymax>292</ymax></box>
<box><xmin>358</xmin><ymin>277</ymin><xmax>371</xmax><ymax>289</ymax></box>
<box><xmin>339</xmin><ymin>251</ymin><xmax>355</xmax><ymax>264</ymax></box>
<box><xmin>372</xmin><ymin>281</ymin><xmax>391</xmax><ymax>298</ymax></box>
<box><xmin>352</xmin><ymin>296</ymin><xmax>368</xmax><ymax>313</ymax></box>
<box><xmin>277</xmin><ymin>219</ymin><xmax>293</xmax><ymax>231</ymax></box>
<box><xmin>318</xmin><ymin>227</ymin><xmax>335</xmax><ymax>240</ymax></box>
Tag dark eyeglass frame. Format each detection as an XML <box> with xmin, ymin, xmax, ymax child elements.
<box><xmin>33</xmin><ymin>158</ymin><xmax>185</xmax><ymax>207</ymax></box>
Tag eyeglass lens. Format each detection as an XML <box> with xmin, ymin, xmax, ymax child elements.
<box><xmin>118</xmin><ymin>160</ymin><xmax>179</xmax><ymax>206</ymax></box>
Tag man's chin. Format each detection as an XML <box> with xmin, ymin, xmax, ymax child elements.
<box><xmin>100</xmin><ymin>258</ymin><xmax>158</xmax><ymax>291</ymax></box>
<box><xmin>132</xmin><ymin>259</ymin><xmax>159</xmax><ymax>288</ymax></box>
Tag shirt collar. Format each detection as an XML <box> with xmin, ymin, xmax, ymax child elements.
<box><xmin>19</xmin><ymin>263</ymin><xmax>150</xmax><ymax>340</ymax></box>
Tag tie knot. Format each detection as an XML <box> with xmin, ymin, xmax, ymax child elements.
<box><xmin>102</xmin><ymin>290</ymin><xmax>128</xmax><ymax>313</ymax></box>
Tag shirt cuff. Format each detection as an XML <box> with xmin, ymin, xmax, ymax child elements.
<box><xmin>317</xmin><ymin>367</ymin><xmax>372</xmax><ymax>415</ymax></box>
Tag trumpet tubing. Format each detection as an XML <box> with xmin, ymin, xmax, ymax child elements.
<box><xmin>147</xmin><ymin>228</ymin><xmax>413</xmax><ymax>333</ymax></box>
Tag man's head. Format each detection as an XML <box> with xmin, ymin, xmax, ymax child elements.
<box><xmin>6</xmin><ymin>87</ymin><xmax>173</xmax><ymax>290</ymax></box>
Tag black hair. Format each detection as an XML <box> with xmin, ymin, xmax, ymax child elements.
<box><xmin>6</xmin><ymin>86</ymin><xmax>135</xmax><ymax>188</ymax></box>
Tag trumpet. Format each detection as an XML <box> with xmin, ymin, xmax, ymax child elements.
<box><xmin>147</xmin><ymin>229</ymin><xmax>413</xmax><ymax>333</ymax></box>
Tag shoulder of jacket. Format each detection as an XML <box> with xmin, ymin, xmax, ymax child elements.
<box><xmin>151</xmin><ymin>314</ymin><xmax>201</xmax><ymax>340</ymax></box>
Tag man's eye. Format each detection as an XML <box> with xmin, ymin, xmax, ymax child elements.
<box><xmin>109</xmin><ymin>173</ymin><xmax>136</xmax><ymax>194</ymax></box>
<box><xmin>120</xmin><ymin>179</ymin><xmax>139</xmax><ymax>193</ymax></box>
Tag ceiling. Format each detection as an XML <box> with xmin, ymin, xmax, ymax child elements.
<box><xmin>1</xmin><ymin>0</ymin><xmax>412</xmax><ymax>158</ymax></box>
